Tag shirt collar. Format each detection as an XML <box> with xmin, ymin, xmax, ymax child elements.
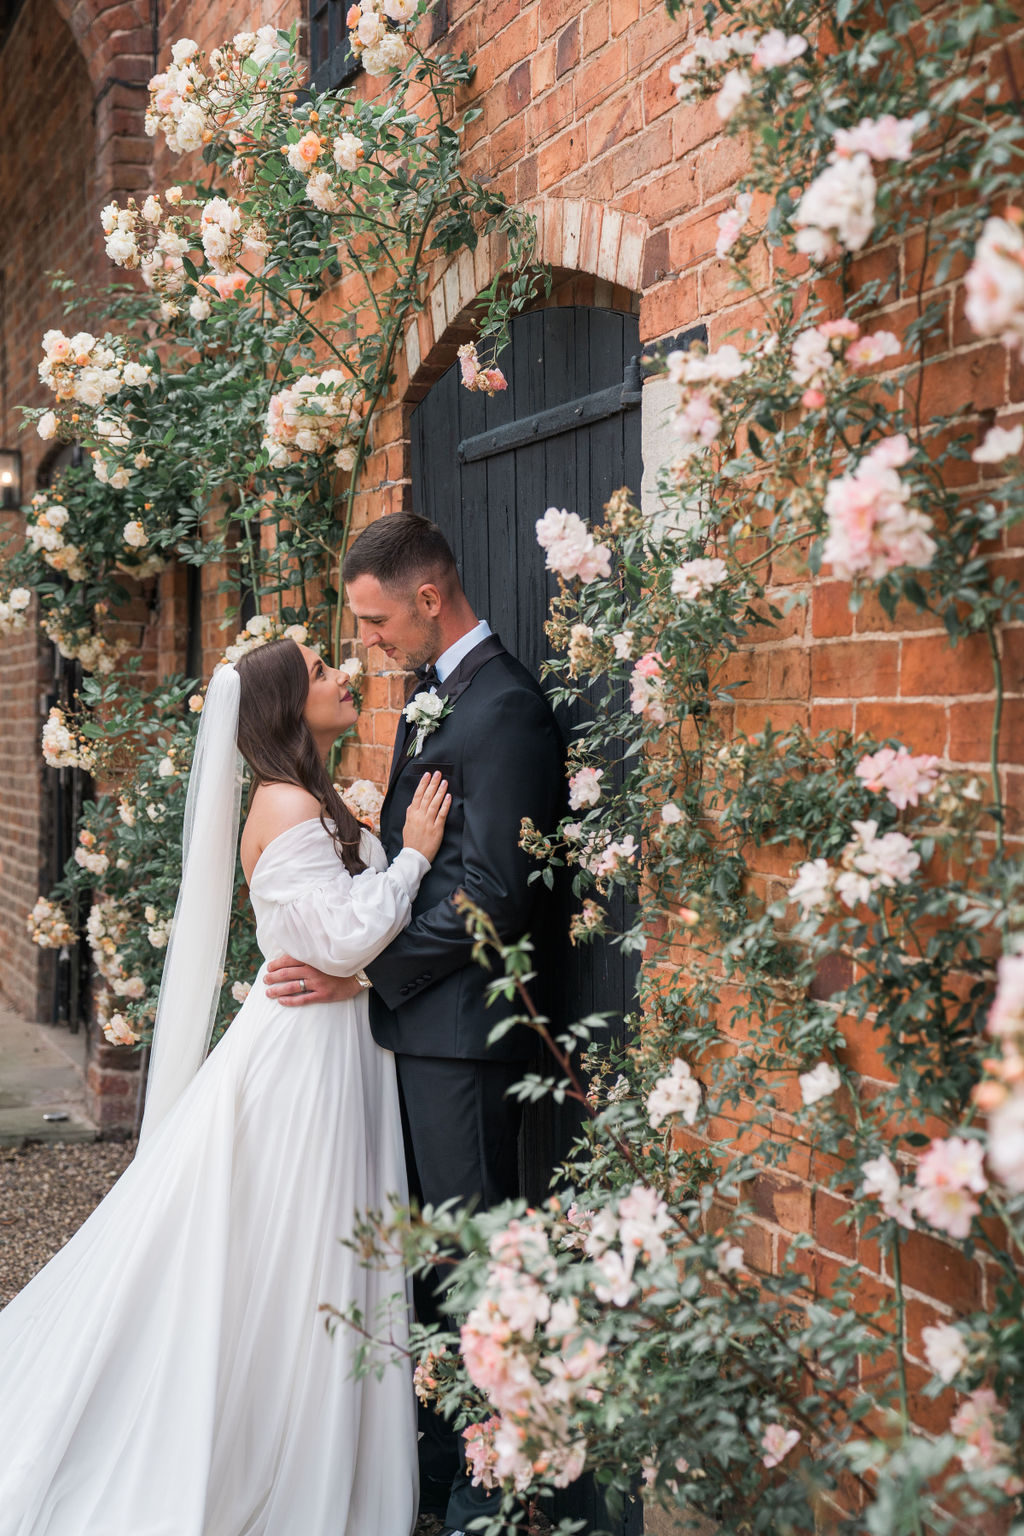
<box><xmin>434</xmin><ymin>619</ymin><xmax>492</xmax><ymax>684</ymax></box>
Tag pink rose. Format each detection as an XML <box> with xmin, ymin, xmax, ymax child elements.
<box><xmin>634</xmin><ymin>651</ymin><xmax>663</xmax><ymax>679</ymax></box>
<box><xmin>761</xmin><ymin>1424</ymin><xmax>800</xmax><ymax>1468</ymax></box>
<box><xmin>818</xmin><ymin>317</ymin><xmax>860</xmax><ymax>340</ymax></box>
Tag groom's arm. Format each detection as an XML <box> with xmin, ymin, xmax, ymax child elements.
<box><xmin>364</xmin><ymin>690</ymin><xmax>563</xmax><ymax>1009</ymax></box>
<box><xmin>265</xmin><ymin>959</ymin><xmax>363</xmax><ymax>1005</ymax></box>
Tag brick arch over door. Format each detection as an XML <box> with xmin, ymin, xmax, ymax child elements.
<box><xmin>403</xmin><ymin>198</ymin><xmax>648</xmax><ymax>396</ymax></box>
<box><xmin>49</xmin><ymin>0</ymin><xmax>155</xmax><ymax>206</ymax></box>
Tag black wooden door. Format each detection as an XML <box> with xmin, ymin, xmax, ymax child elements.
<box><xmin>411</xmin><ymin>305</ymin><xmax>644</xmax><ymax>1536</ymax></box>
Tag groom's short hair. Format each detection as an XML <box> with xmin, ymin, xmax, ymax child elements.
<box><xmin>342</xmin><ymin>512</ymin><xmax>459</xmax><ymax>595</ymax></box>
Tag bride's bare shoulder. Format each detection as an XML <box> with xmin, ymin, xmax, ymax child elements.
<box><xmin>241</xmin><ymin>783</ymin><xmax>323</xmax><ymax>882</ymax></box>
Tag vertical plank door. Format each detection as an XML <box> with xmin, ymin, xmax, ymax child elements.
<box><xmin>411</xmin><ymin>304</ymin><xmax>644</xmax><ymax>1536</ymax></box>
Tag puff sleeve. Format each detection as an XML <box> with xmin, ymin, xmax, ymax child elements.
<box><xmin>255</xmin><ymin>847</ymin><xmax>430</xmax><ymax>976</ymax></box>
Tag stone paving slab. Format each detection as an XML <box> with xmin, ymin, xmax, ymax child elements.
<box><xmin>0</xmin><ymin>1001</ymin><xmax>97</xmax><ymax>1145</ymax></box>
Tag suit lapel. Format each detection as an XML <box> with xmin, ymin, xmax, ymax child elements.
<box><xmin>383</xmin><ymin>634</ymin><xmax>507</xmax><ymax>804</ymax></box>
<box><xmin>385</xmin><ymin>672</ymin><xmax>424</xmax><ymax>797</ymax></box>
<box><xmin>435</xmin><ymin>632</ymin><xmax>505</xmax><ymax>704</ymax></box>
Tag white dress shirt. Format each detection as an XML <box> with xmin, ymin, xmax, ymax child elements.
<box><xmin>434</xmin><ymin>619</ymin><xmax>492</xmax><ymax>684</ymax></box>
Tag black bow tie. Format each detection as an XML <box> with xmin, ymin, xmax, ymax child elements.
<box><xmin>405</xmin><ymin>664</ymin><xmax>439</xmax><ymax>706</ymax></box>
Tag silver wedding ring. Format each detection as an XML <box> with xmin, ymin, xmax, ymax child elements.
<box><xmin>297</xmin><ymin>978</ymin><xmax>307</xmax><ymax>995</ymax></box>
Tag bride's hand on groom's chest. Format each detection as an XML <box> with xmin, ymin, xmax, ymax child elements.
<box><xmin>407</xmin><ymin>757</ymin><xmax>460</xmax><ymax>797</ymax></box>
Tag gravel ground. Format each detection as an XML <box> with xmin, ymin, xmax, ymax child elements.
<box><xmin>0</xmin><ymin>1138</ymin><xmax>136</xmax><ymax>1307</ymax></box>
<box><xmin>0</xmin><ymin>1140</ymin><xmax>552</xmax><ymax>1534</ymax></box>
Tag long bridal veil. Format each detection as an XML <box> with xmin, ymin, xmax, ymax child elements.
<box><xmin>140</xmin><ymin>662</ymin><xmax>243</xmax><ymax>1140</ymax></box>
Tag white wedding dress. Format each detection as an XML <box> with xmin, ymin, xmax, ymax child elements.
<box><xmin>0</xmin><ymin>821</ymin><xmax>425</xmax><ymax>1536</ymax></box>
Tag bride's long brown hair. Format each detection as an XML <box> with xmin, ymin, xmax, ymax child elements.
<box><xmin>235</xmin><ymin>638</ymin><xmax>366</xmax><ymax>875</ymax></box>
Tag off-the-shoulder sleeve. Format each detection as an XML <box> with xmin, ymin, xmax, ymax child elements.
<box><xmin>257</xmin><ymin>847</ymin><xmax>429</xmax><ymax>975</ymax></box>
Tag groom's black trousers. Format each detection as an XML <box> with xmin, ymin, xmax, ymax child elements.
<box><xmin>395</xmin><ymin>1053</ymin><xmax>525</xmax><ymax>1516</ymax></box>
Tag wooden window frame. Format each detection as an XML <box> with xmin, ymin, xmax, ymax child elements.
<box><xmin>308</xmin><ymin>0</ymin><xmax>359</xmax><ymax>93</ymax></box>
<box><xmin>307</xmin><ymin>0</ymin><xmax>450</xmax><ymax>92</ymax></box>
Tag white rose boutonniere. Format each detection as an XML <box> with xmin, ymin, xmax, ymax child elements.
<box><xmin>403</xmin><ymin>687</ymin><xmax>454</xmax><ymax>757</ymax></box>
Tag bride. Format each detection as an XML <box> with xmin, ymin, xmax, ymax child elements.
<box><xmin>0</xmin><ymin>637</ymin><xmax>451</xmax><ymax>1536</ymax></box>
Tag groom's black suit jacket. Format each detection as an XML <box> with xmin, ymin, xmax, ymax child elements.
<box><xmin>366</xmin><ymin>634</ymin><xmax>563</xmax><ymax>1061</ymax></box>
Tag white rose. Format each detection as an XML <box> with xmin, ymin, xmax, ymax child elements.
<box><xmin>798</xmin><ymin>1061</ymin><xmax>842</xmax><ymax>1106</ymax></box>
<box><xmin>922</xmin><ymin>1322</ymin><xmax>968</xmax><ymax>1384</ymax></box>
<box><xmin>28</xmin><ymin>523</ymin><xmax>62</xmax><ymax>552</ymax></box>
<box><xmin>307</xmin><ymin>170</ymin><xmax>343</xmax><ymax>214</ymax></box>
<box><xmin>174</xmin><ymin>102</ymin><xmax>208</xmax><ymax>153</ymax></box>
<box><xmin>103</xmin><ymin>1012</ymin><xmax>139</xmax><ymax>1046</ymax></box>
<box><xmin>37</xmin><ymin>409</ymin><xmax>58</xmax><ymax>440</ymax></box>
<box><xmin>357</xmin><ymin>11</ymin><xmax>386</xmax><ymax>45</ymax></box>
<box><xmin>171</xmin><ymin>37</ymin><xmax>199</xmax><ymax>65</ymax></box>
<box><xmin>987</xmin><ymin>1091</ymin><xmax>1024</xmax><ymax>1192</ymax></box>
<box><xmin>42</xmin><ymin>329</ymin><xmax>70</xmax><ymax>361</ymax></box>
<box><xmin>716</xmin><ymin>1241</ymin><xmax>744</xmax><ymax>1273</ymax></box>
<box><xmin>141</xmin><ymin>195</ymin><xmax>162</xmax><ymax>223</ymax></box>
<box><xmin>9</xmin><ymin>588</ymin><xmax>31</xmax><ymax>611</ymax></box>
<box><xmin>250</xmin><ymin>24</ymin><xmax>281</xmax><ymax>67</ymax></box>
<box><xmin>648</xmin><ymin>1059</ymin><xmax>701</xmax><ymax>1128</ymax></box>
<box><xmin>123</xmin><ymin>521</ymin><xmax>148</xmax><ymax>549</ymax></box>
<box><xmin>157</xmin><ymin>756</ymin><xmax>175</xmax><ymax>777</ymax></box>
<box><xmin>73</xmin><ymin>368</ymin><xmax>107</xmax><ymax>407</ymax></box>
<box><xmin>409</xmin><ymin>689</ymin><xmax>444</xmax><ymax>720</ymax></box>
<box><xmin>122</xmin><ymin>361</ymin><xmax>151</xmax><ymax>388</ymax></box>
<box><xmin>716</xmin><ymin>67</ymin><xmax>751</xmax><ymax>121</ymax></box>
<box><xmin>202</xmin><ymin>225</ymin><xmax>231</xmax><ymax>262</ymax></box>
<box><xmin>789</xmin><ymin>858</ymin><xmax>832</xmax><ymax>913</ymax></box>
<box><xmin>333</xmin><ymin>132</ymin><xmax>365</xmax><ymax>172</ymax></box>
<box><xmin>973</xmin><ymin>424</ymin><xmax>1024</xmax><ymax>464</ymax></box>
<box><xmin>362</xmin><ymin>31</ymin><xmax>411</xmax><ymax>74</ymax></box>
<box><xmin>568</xmin><ymin>766</ymin><xmax>603</xmax><ymax>810</ymax></box>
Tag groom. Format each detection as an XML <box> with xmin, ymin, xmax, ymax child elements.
<box><xmin>266</xmin><ymin>512</ymin><xmax>563</xmax><ymax>1533</ymax></box>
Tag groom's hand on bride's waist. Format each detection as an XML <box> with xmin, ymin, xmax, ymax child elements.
<box><xmin>265</xmin><ymin>956</ymin><xmax>363</xmax><ymax>1006</ymax></box>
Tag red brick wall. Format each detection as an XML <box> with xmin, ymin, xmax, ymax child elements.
<box><xmin>5</xmin><ymin>0</ymin><xmax>1023</xmax><ymax>1379</ymax></box>
<box><xmin>0</xmin><ymin>0</ymin><xmax>99</xmax><ymax>1017</ymax></box>
<box><xmin>327</xmin><ymin>0</ymin><xmax>1024</xmax><ymax>1417</ymax></box>
<box><xmin>0</xmin><ymin>0</ymin><xmax>301</xmax><ymax>1022</ymax></box>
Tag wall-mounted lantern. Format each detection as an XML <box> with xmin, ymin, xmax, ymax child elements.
<box><xmin>0</xmin><ymin>447</ymin><xmax>22</xmax><ymax>510</ymax></box>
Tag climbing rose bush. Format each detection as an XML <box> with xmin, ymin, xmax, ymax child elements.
<box><xmin>330</xmin><ymin>4</ymin><xmax>1024</xmax><ymax>1533</ymax></box>
<box><xmin>3</xmin><ymin>9</ymin><xmax>542</xmax><ymax>1051</ymax></box>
